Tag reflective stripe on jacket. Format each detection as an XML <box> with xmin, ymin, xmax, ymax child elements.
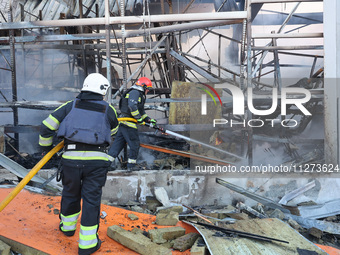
<box><xmin>62</xmin><ymin>151</ymin><xmax>113</xmax><ymax>161</ymax></box>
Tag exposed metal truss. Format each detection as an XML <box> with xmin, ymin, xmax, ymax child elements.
<box><xmin>0</xmin><ymin>0</ymin><xmax>325</xmax><ymax>166</ymax></box>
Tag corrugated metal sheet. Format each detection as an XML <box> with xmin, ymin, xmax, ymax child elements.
<box><xmin>185</xmin><ymin>219</ymin><xmax>328</xmax><ymax>255</ymax></box>
<box><xmin>0</xmin><ymin>0</ymin><xmax>140</xmax><ymax>23</ymax></box>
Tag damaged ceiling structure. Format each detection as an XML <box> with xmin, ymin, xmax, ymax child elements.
<box><xmin>1</xmin><ymin>0</ymin><xmax>340</xmax><ymax>254</ymax></box>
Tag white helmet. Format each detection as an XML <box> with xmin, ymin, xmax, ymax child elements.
<box><xmin>81</xmin><ymin>73</ymin><xmax>110</xmax><ymax>96</ymax></box>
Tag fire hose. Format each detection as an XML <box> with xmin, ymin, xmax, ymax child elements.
<box><xmin>142</xmin><ymin>122</ymin><xmax>244</xmax><ymax>160</ymax></box>
<box><xmin>0</xmin><ymin>117</ymin><xmax>241</xmax><ymax>212</ymax></box>
<box><xmin>0</xmin><ymin>140</ymin><xmax>64</xmax><ymax>212</ymax></box>
<box><xmin>0</xmin><ymin>117</ymin><xmax>140</xmax><ymax>212</ymax></box>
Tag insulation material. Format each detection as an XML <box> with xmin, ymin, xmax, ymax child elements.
<box><xmin>169</xmin><ymin>81</ymin><xmax>221</xmax><ymax>125</ymax></box>
<box><xmin>185</xmin><ymin>218</ymin><xmax>328</xmax><ymax>255</ymax></box>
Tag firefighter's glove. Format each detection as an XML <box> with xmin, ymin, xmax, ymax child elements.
<box><xmin>149</xmin><ymin>118</ymin><xmax>157</xmax><ymax>128</ymax></box>
<box><xmin>137</xmin><ymin>118</ymin><xmax>144</xmax><ymax>124</ymax></box>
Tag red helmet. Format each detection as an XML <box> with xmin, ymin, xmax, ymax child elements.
<box><xmin>136</xmin><ymin>77</ymin><xmax>152</xmax><ymax>89</ymax></box>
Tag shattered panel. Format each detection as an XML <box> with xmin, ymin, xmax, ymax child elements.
<box><xmin>186</xmin><ymin>218</ymin><xmax>328</xmax><ymax>255</ymax></box>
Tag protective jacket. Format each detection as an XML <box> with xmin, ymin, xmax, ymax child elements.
<box><xmin>119</xmin><ymin>85</ymin><xmax>150</xmax><ymax>128</ymax></box>
<box><xmin>57</xmin><ymin>99</ymin><xmax>111</xmax><ymax>145</ymax></box>
<box><xmin>39</xmin><ymin>92</ymin><xmax>119</xmax><ymax>161</ymax></box>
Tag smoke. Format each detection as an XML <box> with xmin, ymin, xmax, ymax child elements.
<box><xmin>0</xmin><ymin>48</ymin><xmax>83</xmax><ymax>154</ymax></box>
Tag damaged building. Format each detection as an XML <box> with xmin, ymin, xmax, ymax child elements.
<box><xmin>0</xmin><ymin>0</ymin><xmax>340</xmax><ymax>254</ymax></box>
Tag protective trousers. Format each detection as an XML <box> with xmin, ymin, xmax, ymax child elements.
<box><xmin>59</xmin><ymin>158</ymin><xmax>108</xmax><ymax>255</ymax></box>
<box><xmin>108</xmin><ymin>124</ymin><xmax>140</xmax><ymax>168</ymax></box>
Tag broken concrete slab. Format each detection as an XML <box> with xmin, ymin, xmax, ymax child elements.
<box><xmin>156</xmin><ymin>211</ymin><xmax>179</xmax><ymax>226</ymax></box>
<box><xmin>128</xmin><ymin>213</ymin><xmax>139</xmax><ymax>221</ymax></box>
<box><xmin>0</xmin><ymin>239</ymin><xmax>10</xmax><ymax>255</ymax></box>
<box><xmin>173</xmin><ymin>232</ymin><xmax>200</xmax><ymax>251</ymax></box>
<box><xmin>148</xmin><ymin>226</ymin><xmax>186</xmax><ymax>244</ymax></box>
<box><xmin>158</xmin><ymin>205</ymin><xmax>183</xmax><ymax>214</ymax></box>
<box><xmin>107</xmin><ymin>225</ymin><xmax>172</xmax><ymax>255</ymax></box>
<box><xmin>154</xmin><ymin>187</ymin><xmax>171</xmax><ymax>207</ymax></box>
<box><xmin>190</xmin><ymin>237</ymin><xmax>207</xmax><ymax>255</ymax></box>
<box><xmin>185</xmin><ymin>218</ymin><xmax>328</xmax><ymax>255</ymax></box>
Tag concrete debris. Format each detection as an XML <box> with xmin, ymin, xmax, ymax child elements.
<box><xmin>157</xmin><ymin>205</ymin><xmax>183</xmax><ymax>214</ymax></box>
<box><xmin>308</xmin><ymin>227</ymin><xmax>323</xmax><ymax>239</ymax></box>
<box><xmin>107</xmin><ymin>225</ymin><xmax>172</xmax><ymax>255</ymax></box>
<box><xmin>216</xmin><ymin>178</ymin><xmax>292</xmax><ymax>213</ymax></box>
<box><xmin>155</xmin><ymin>211</ymin><xmax>179</xmax><ymax>226</ymax></box>
<box><xmin>131</xmin><ymin>228</ymin><xmax>144</xmax><ymax>235</ymax></box>
<box><xmin>0</xmin><ymin>153</ymin><xmax>62</xmax><ymax>192</ymax></box>
<box><xmin>0</xmin><ymin>184</ymin><xmax>49</xmax><ymax>195</ymax></box>
<box><xmin>0</xmin><ymin>239</ymin><xmax>10</xmax><ymax>255</ymax></box>
<box><xmin>287</xmin><ymin>219</ymin><xmax>303</xmax><ymax>231</ymax></box>
<box><xmin>216</xmin><ymin>178</ymin><xmax>340</xmax><ymax>221</ymax></box>
<box><xmin>160</xmin><ymin>240</ymin><xmax>175</xmax><ymax>249</ymax></box>
<box><xmin>226</xmin><ymin>212</ymin><xmax>249</xmax><ymax>220</ymax></box>
<box><xmin>173</xmin><ymin>232</ymin><xmax>200</xmax><ymax>251</ymax></box>
<box><xmin>153</xmin><ymin>158</ymin><xmax>177</xmax><ymax>169</ymax></box>
<box><xmin>100</xmin><ymin>211</ymin><xmax>107</xmax><ymax>219</ymax></box>
<box><xmin>190</xmin><ymin>237</ymin><xmax>208</xmax><ymax>255</ymax></box>
<box><xmin>269</xmin><ymin>208</ymin><xmax>286</xmax><ymax>220</ymax></box>
<box><xmin>253</xmin><ymin>203</ymin><xmax>266</xmax><ymax>215</ymax></box>
<box><xmin>154</xmin><ymin>187</ymin><xmax>171</xmax><ymax>207</ymax></box>
<box><xmin>237</xmin><ymin>201</ymin><xmax>267</xmax><ymax>219</ymax></box>
<box><xmin>146</xmin><ymin>196</ymin><xmax>162</xmax><ymax>212</ymax></box>
<box><xmin>287</xmin><ymin>214</ymin><xmax>340</xmax><ymax>235</ymax></box>
<box><xmin>128</xmin><ymin>213</ymin><xmax>139</xmax><ymax>221</ymax></box>
<box><xmin>130</xmin><ymin>205</ymin><xmax>144</xmax><ymax>213</ymax></box>
<box><xmin>148</xmin><ymin>226</ymin><xmax>186</xmax><ymax>244</ymax></box>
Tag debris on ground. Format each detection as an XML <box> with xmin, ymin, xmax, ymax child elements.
<box><xmin>2</xmin><ymin>176</ymin><xmax>340</xmax><ymax>255</ymax></box>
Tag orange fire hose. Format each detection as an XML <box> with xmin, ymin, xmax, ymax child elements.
<box><xmin>140</xmin><ymin>143</ymin><xmax>232</xmax><ymax>166</ymax></box>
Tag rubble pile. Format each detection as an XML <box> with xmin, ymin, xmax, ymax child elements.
<box><xmin>104</xmin><ymin>183</ymin><xmax>340</xmax><ymax>255</ymax></box>
<box><xmin>118</xmin><ymin>200</ymin><xmax>339</xmax><ymax>252</ymax></box>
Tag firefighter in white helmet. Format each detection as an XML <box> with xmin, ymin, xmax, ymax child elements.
<box><xmin>39</xmin><ymin>73</ymin><xmax>119</xmax><ymax>255</ymax></box>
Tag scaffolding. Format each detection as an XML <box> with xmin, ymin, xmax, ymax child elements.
<box><xmin>0</xmin><ymin>0</ymin><xmax>324</xmax><ymax>166</ymax></box>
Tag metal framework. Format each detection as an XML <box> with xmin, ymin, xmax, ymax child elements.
<box><xmin>0</xmin><ymin>0</ymin><xmax>324</xmax><ymax>166</ymax></box>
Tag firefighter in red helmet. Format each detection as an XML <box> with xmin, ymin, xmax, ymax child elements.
<box><xmin>108</xmin><ymin>77</ymin><xmax>156</xmax><ymax>171</ymax></box>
